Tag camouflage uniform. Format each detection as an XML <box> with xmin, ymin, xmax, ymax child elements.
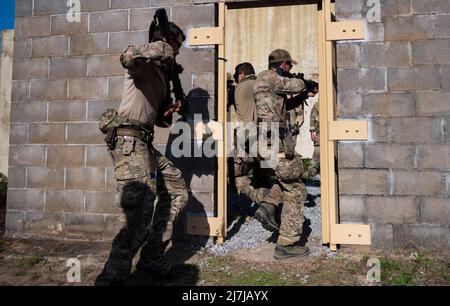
<box><xmin>253</xmin><ymin>69</ymin><xmax>308</xmax><ymax>246</ymax></box>
<box><xmin>233</xmin><ymin>74</ymin><xmax>283</xmax><ymax>207</ymax></box>
<box><xmin>307</xmin><ymin>102</ymin><xmax>320</xmax><ymax>178</ymax></box>
<box><xmin>95</xmin><ymin>41</ymin><xmax>188</xmax><ymax>285</ymax></box>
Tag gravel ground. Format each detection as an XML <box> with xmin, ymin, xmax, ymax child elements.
<box><xmin>207</xmin><ymin>176</ymin><xmax>322</xmax><ymax>256</ymax></box>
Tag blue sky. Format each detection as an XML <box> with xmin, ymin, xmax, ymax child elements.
<box><xmin>0</xmin><ymin>0</ymin><xmax>15</xmax><ymax>30</ymax></box>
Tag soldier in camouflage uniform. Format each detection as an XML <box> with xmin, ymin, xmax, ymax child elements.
<box><xmin>253</xmin><ymin>49</ymin><xmax>313</xmax><ymax>259</ymax></box>
<box><xmin>232</xmin><ymin>62</ymin><xmax>283</xmax><ymax>232</ymax></box>
<box><xmin>95</xmin><ymin>21</ymin><xmax>188</xmax><ymax>286</ymax></box>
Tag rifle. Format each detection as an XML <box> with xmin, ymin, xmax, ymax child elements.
<box><xmin>151</xmin><ymin>8</ymin><xmax>187</xmax><ymax>127</ymax></box>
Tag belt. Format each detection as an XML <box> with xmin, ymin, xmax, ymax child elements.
<box><xmin>116</xmin><ymin>128</ymin><xmax>147</xmax><ymax>140</ymax></box>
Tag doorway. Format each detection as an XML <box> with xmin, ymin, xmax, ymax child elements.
<box><xmin>188</xmin><ymin>0</ymin><xmax>371</xmax><ymax>250</ymax></box>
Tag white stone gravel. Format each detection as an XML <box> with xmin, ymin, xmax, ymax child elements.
<box><xmin>207</xmin><ymin>176</ymin><xmax>322</xmax><ymax>256</ymax></box>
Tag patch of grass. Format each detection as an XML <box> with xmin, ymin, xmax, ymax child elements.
<box><xmin>14</xmin><ymin>256</ymin><xmax>45</xmax><ymax>270</ymax></box>
<box><xmin>380</xmin><ymin>257</ymin><xmax>417</xmax><ymax>286</ymax></box>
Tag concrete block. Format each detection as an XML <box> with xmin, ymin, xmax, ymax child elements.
<box><xmin>105</xmin><ymin>167</ymin><xmax>116</xmax><ymax>191</ymax></box>
<box><xmin>172</xmin><ymin>5</ymin><xmax>215</xmax><ymax>28</ymax></box>
<box><xmin>86</xmin><ymin>145</ymin><xmax>114</xmax><ymax>167</ymax></box>
<box><xmin>86</xmin><ymin>100</ymin><xmax>121</xmax><ymax>121</ymax></box>
<box><xmin>30</xmin><ymin>79</ymin><xmax>67</xmax><ymax>101</ymax></box>
<box><xmin>412</xmin><ymin>39</ymin><xmax>450</xmax><ymax>65</ymax></box>
<box><xmin>412</xmin><ymin>0</ymin><xmax>450</xmax><ymax>14</ymax></box>
<box><xmin>365</xmin><ymin>22</ymin><xmax>385</xmax><ymax>42</ymax></box>
<box><xmin>65</xmin><ymin>167</ymin><xmax>106</xmax><ymax>190</ymax></box>
<box><xmin>339</xmin><ymin>169</ymin><xmax>390</xmax><ymax>195</ymax></box>
<box><xmin>27</xmin><ymin>167</ymin><xmax>65</xmax><ymax>189</ymax></box>
<box><xmin>15</xmin><ymin>0</ymin><xmax>33</xmax><ymax>17</ymax></box>
<box><xmin>416</xmin><ymin>92</ymin><xmax>450</xmax><ymax>116</ymax></box>
<box><xmin>337</xmin><ymin>68</ymin><xmax>360</xmax><ymax>91</ymax></box>
<box><xmin>32</xmin><ymin>36</ymin><xmax>69</xmax><ymax>57</ymax></box>
<box><xmin>111</xmin><ymin>0</ymin><xmax>150</xmax><ymax>9</ymax></box>
<box><xmin>49</xmin><ymin>57</ymin><xmax>87</xmax><ymax>79</ymax></box>
<box><xmin>361</xmin><ymin>42</ymin><xmax>410</xmax><ymax>67</ymax></box>
<box><xmin>369</xmin><ymin>118</ymin><xmax>389</xmax><ymax>143</ymax></box>
<box><xmin>435</xmin><ymin>14</ymin><xmax>450</xmax><ymax>39</ymax></box>
<box><xmin>441</xmin><ymin>66</ymin><xmax>450</xmax><ymax>90</ymax></box>
<box><xmin>177</xmin><ymin>49</ymin><xmax>215</xmax><ymax>73</ymax></box>
<box><xmin>67</xmin><ymin>123</ymin><xmax>105</xmax><ymax>144</ymax></box>
<box><xmin>33</xmin><ymin>0</ymin><xmax>67</xmax><ymax>16</ymax></box>
<box><xmin>79</xmin><ymin>0</ymin><xmax>110</xmax><ymax>12</ymax></box>
<box><xmin>338</xmin><ymin>143</ymin><xmax>364</xmax><ymax>168</ymax></box>
<box><xmin>87</xmin><ymin>55</ymin><xmax>123</xmax><ymax>77</ymax></box>
<box><xmin>89</xmin><ymin>10</ymin><xmax>129</xmax><ymax>33</ymax></box>
<box><xmin>6</xmin><ymin>167</ymin><xmax>26</xmax><ymax>188</ymax></box>
<box><xmin>152</xmin><ymin>0</ymin><xmax>193</xmax><ymax>6</ymax></box>
<box><xmin>15</xmin><ymin>16</ymin><xmax>50</xmax><ymax>38</ymax></box>
<box><xmin>45</xmin><ymin>190</ymin><xmax>84</xmax><ymax>213</ymax></box>
<box><xmin>360</xmin><ymin>68</ymin><xmax>386</xmax><ymax>91</ymax></box>
<box><xmin>380</xmin><ymin>0</ymin><xmax>411</xmax><ymax>17</ymax></box>
<box><xmin>85</xmin><ymin>191</ymin><xmax>121</xmax><ymax>214</ymax></box>
<box><xmin>48</xmin><ymin>101</ymin><xmax>86</xmax><ymax>122</ymax></box>
<box><xmin>362</xmin><ymin>93</ymin><xmax>415</xmax><ymax>117</ymax></box>
<box><xmin>393</xmin><ymin>224</ymin><xmax>449</xmax><ymax>249</ymax></box>
<box><xmin>47</xmin><ymin>145</ymin><xmax>85</xmax><ymax>167</ymax></box>
<box><xmin>68</xmin><ymin>77</ymin><xmax>108</xmax><ymax>99</ymax></box>
<box><xmin>64</xmin><ymin>213</ymin><xmax>105</xmax><ymax>240</ymax></box>
<box><xmin>371</xmin><ymin>223</ymin><xmax>394</xmax><ymax>248</ymax></box>
<box><xmin>130</xmin><ymin>8</ymin><xmax>159</xmax><ymax>31</ymax></box>
<box><xmin>366</xmin><ymin>196</ymin><xmax>418</xmax><ymax>223</ymax></box>
<box><xmin>5</xmin><ymin>211</ymin><xmax>25</xmax><ymax>232</ymax></box>
<box><xmin>70</xmin><ymin>33</ymin><xmax>109</xmax><ymax>56</ymax></box>
<box><xmin>28</xmin><ymin>123</ymin><xmax>66</xmax><ymax>144</ymax></box>
<box><xmin>11</xmin><ymin>81</ymin><xmax>29</xmax><ymax>101</ymax></box>
<box><xmin>108</xmin><ymin>31</ymin><xmax>148</xmax><ymax>54</ymax></box>
<box><xmin>9</xmin><ymin>124</ymin><xmax>28</xmax><ymax>145</ymax></box>
<box><xmin>384</xmin><ymin>15</ymin><xmax>436</xmax><ymax>41</ymax></box>
<box><xmin>13</xmin><ymin>38</ymin><xmax>32</xmax><ymax>58</ymax></box>
<box><xmin>364</xmin><ymin>144</ymin><xmax>416</xmax><ymax>169</ymax></box>
<box><xmin>393</xmin><ymin>170</ymin><xmax>446</xmax><ymax>196</ymax></box>
<box><xmin>108</xmin><ymin>77</ymin><xmax>125</xmax><ymax>99</ymax></box>
<box><xmin>51</xmin><ymin>14</ymin><xmax>89</xmax><ymax>36</ymax></box>
<box><xmin>7</xmin><ymin>189</ymin><xmax>45</xmax><ymax>211</ymax></box>
<box><xmin>417</xmin><ymin>144</ymin><xmax>450</xmax><ymax>170</ymax></box>
<box><xmin>420</xmin><ymin>198</ymin><xmax>450</xmax><ymax>225</ymax></box>
<box><xmin>24</xmin><ymin>211</ymin><xmax>63</xmax><ymax>236</ymax></box>
<box><xmin>335</xmin><ymin>0</ymin><xmax>363</xmax><ymax>19</ymax></box>
<box><xmin>12</xmin><ymin>59</ymin><xmax>48</xmax><ymax>80</ymax></box>
<box><xmin>9</xmin><ymin>145</ymin><xmax>46</xmax><ymax>166</ymax></box>
<box><xmin>338</xmin><ymin>92</ymin><xmax>363</xmax><ymax>118</ymax></box>
<box><xmin>339</xmin><ymin>196</ymin><xmax>366</xmax><ymax>222</ymax></box>
<box><xmin>336</xmin><ymin>43</ymin><xmax>360</xmax><ymax>67</ymax></box>
<box><xmin>390</xmin><ymin>117</ymin><xmax>442</xmax><ymax>143</ymax></box>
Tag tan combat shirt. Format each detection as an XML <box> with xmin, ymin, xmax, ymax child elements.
<box><xmin>117</xmin><ymin>41</ymin><xmax>174</xmax><ymax>128</ymax></box>
<box><xmin>234</xmin><ymin>74</ymin><xmax>258</xmax><ymax>123</ymax></box>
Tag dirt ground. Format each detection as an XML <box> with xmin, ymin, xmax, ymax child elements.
<box><xmin>0</xmin><ymin>235</ymin><xmax>448</xmax><ymax>286</ymax></box>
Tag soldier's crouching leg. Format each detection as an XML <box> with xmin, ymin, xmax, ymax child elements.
<box><xmin>95</xmin><ymin>177</ymin><xmax>156</xmax><ymax>285</ymax></box>
<box><xmin>139</xmin><ymin>152</ymin><xmax>188</xmax><ymax>264</ymax></box>
<box><xmin>275</xmin><ymin>156</ymin><xmax>307</xmax><ymax>246</ymax></box>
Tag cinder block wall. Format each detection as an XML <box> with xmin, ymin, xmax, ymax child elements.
<box><xmin>336</xmin><ymin>0</ymin><xmax>450</xmax><ymax>249</ymax></box>
<box><xmin>6</xmin><ymin>0</ymin><xmax>216</xmax><ymax>240</ymax></box>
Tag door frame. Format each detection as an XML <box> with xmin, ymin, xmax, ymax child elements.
<box><xmin>187</xmin><ymin>0</ymin><xmax>371</xmax><ymax>249</ymax></box>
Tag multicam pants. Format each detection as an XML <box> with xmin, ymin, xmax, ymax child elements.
<box><xmin>234</xmin><ymin>156</ymin><xmax>283</xmax><ymax>207</ymax></box>
<box><xmin>96</xmin><ymin>136</ymin><xmax>188</xmax><ymax>284</ymax></box>
<box><xmin>267</xmin><ymin>155</ymin><xmax>307</xmax><ymax>246</ymax></box>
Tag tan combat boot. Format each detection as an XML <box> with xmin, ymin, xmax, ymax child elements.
<box><xmin>254</xmin><ymin>202</ymin><xmax>279</xmax><ymax>232</ymax></box>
